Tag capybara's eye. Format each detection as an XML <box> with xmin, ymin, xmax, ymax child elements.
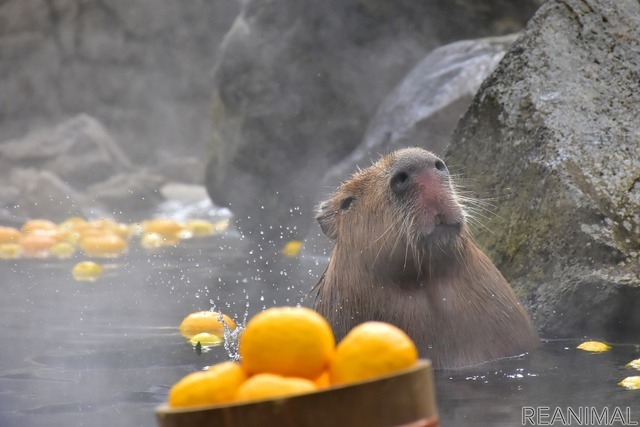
<box><xmin>340</xmin><ymin>196</ymin><xmax>354</xmax><ymax>211</ymax></box>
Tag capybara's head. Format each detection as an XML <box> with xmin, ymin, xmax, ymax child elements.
<box><xmin>317</xmin><ymin>148</ymin><xmax>466</xmax><ymax>277</ymax></box>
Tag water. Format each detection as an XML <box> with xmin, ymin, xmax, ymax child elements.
<box><xmin>0</xmin><ymin>232</ymin><xmax>638</xmax><ymax>427</ymax></box>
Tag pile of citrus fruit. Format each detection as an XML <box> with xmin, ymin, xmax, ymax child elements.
<box><xmin>0</xmin><ymin>217</ymin><xmax>233</xmax><ymax>282</ymax></box>
<box><xmin>0</xmin><ymin>217</ymin><xmax>230</xmax><ymax>261</ymax></box>
<box><xmin>167</xmin><ymin>306</ymin><xmax>418</xmax><ymax>408</ymax></box>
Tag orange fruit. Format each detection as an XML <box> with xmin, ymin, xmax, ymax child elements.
<box><xmin>179</xmin><ymin>311</ymin><xmax>236</xmax><ymax>339</ymax></box>
<box><xmin>50</xmin><ymin>241</ymin><xmax>76</xmax><ymax>259</ymax></box>
<box><xmin>168</xmin><ymin>362</ymin><xmax>246</xmax><ymax>408</ymax></box>
<box><xmin>0</xmin><ymin>226</ymin><xmax>22</xmax><ymax>244</ymax></box>
<box><xmin>239</xmin><ymin>307</ymin><xmax>335</xmax><ymax>380</ymax></box>
<box><xmin>576</xmin><ymin>341</ymin><xmax>611</xmax><ymax>352</ymax></box>
<box><xmin>235</xmin><ymin>373</ymin><xmax>316</xmax><ymax>402</ymax></box>
<box><xmin>142</xmin><ymin>219</ymin><xmax>183</xmax><ymax>238</ymax></box>
<box><xmin>0</xmin><ymin>243</ymin><xmax>23</xmax><ymax>259</ymax></box>
<box><xmin>21</xmin><ymin>219</ymin><xmax>57</xmax><ymax>234</ymax></box>
<box><xmin>71</xmin><ymin>261</ymin><xmax>103</xmax><ymax>282</ymax></box>
<box><xmin>313</xmin><ymin>370</ymin><xmax>331</xmax><ymax>389</ymax></box>
<box><xmin>184</xmin><ymin>219</ymin><xmax>216</xmax><ymax>237</ymax></box>
<box><xmin>329</xmin><ymin>321</ymin><xmax>418</xmax><ymax>385</ymax></box>
<box><xmin>281</xmin><ymin>240</ymin><xmax>303</xmax><ymax>257</ymax></box>
<box><xmin>19</xmin><ymin>233</ymin><xmax>58</xmax><ymax>257</ymax></box>
<box><xmin>79</xmin><ymin>233</ymin><xmax>127</xmax><ymax>258</ymax></box>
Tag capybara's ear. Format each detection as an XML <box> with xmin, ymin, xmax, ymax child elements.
<box><xmin>316</xmin><ymin>202</ymin><xmax>337</xmax><ymax>240</ymax></box>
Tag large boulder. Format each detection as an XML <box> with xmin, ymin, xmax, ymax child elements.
<box><xmin>206</xmin><ymin>0</ymin><xmax>544</xmax><ymax>242</ymax></box>
<box><xmin>447</xmin><ymin>0</ymin><xmax>640</xmax><ymax>340</ymax></box>
<box><xmin>0</xmin><ymin>115</ymin><xmax>204</xmax><ymax>222</ymax></box>
<box><xmin>322</xmin><ymin>34</ymin><xmax>518</xmax><ymax>189</ymax></box>
<box><xmin>0</xmin><ymin>114</ymin><xmax>132</xmax><ymax>190</ymax></box>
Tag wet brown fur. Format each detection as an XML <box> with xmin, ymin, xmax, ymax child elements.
<box><xmin>314</xmin><ymin>148</ymin><xmax>539</xmax><ymax>369</ymax></box>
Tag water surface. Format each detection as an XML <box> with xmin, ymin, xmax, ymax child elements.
<box><xmin>0</xmin><ymin>232</ymin><xmax>637</xmax><ymax>427</ymax></box>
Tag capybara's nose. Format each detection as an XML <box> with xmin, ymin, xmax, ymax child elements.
<box><xmin>389</xmin><ymin>156</ymin><xmax>447</xmax><ymax>196</ymax></box>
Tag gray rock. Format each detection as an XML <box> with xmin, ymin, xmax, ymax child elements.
<box><xmin>447</xmin><ymin>0</ymin><xmax>640</xmax><ymax>341</ymax></box>
<box><xmin>0</xmin><ymin>0</ymin><xmax>239</xmax><ymax>162</ymax></box>
<box><xmin>86</xmin><ymin>170</ymin><xmax>166</xmax><ymax>219</ymax></box>
<box><xmin>323</xmin><ymin>34</ymin><xmax>518</xmax><ymax>189</ymax></box>
<box><xmin>0</xmin><ymin>115</ymin><xmax>206</xmax><ymax>222</ymax></box>
<box><xmin>0</xmin><ymin>114</ymin><xmax>132</xmax><ymax>189</ymax></box>
<box><xmin>6</xmin><ymin>168</ymin><xmax>84</xmax><ymax>220</ymax></box>
<box><xmin>205</xmin><ymin>0</ymin><xmax>544</xmax><ymax>242</ymax></box>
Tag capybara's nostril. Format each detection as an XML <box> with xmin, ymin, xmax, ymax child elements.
<box><xmin>434</xmin><ymin>159</ymin><xmax>447</xmax><ymax>172</ymax></box>
<box><xmin>390</xmin><ymin>170</ymin><xmax>410</xmax><ymax>195</ymax></box>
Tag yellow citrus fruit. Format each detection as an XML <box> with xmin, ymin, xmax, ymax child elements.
<box><xmin>168</xmin><ymin>362</ymin><xmax>247</xmax><ymax>408</ymax></box>
<box><xmin>0</xmin><ymin>226</ymin><xmax>22</xmax><ymax>244</ymax></box>
<box><xmin>80</xmin><ymin>233</ymin><xmax>128</xmax><ymax>258</ymax></box>
<box><xmin>234</xmin><ymin>373</ymin><xmax>317</xmax><ymax>402</ymax></box>
<box><xmin>50</xmin><ymin>241</ymin><xmax>76</xmax><ymax>259</ymax></box>
<box><xmin>239</xmin><ymin>307</ymin><xmax>335</xmax><ymax>379</ymax></box>
<box><xmin>142</xmin><ymin>219</ymin><xmax>183</xmax><ymax>238</ymax></box>
<box><xmin>0</xmin><ymin>243</ymin><xmax>23</xmax><ymax>259</ymax></box>
<box><xmin>184</xmin><ymin>219</ymin><xmax>216</xmax><ymax>237</ymax></box>
<box><xmin>576</xmin><ymin>341</ymin><xmax>611</xmax><ymax>352</ymax></box>
<box><xmin>313</xmin><ymin>370</ymin><xmax>331</xmax><ymax>389</ymax></box>
<box><xmin>627</xmin><ymin>359</ymin><xmax>640</xmax><ymax>370</ymax></box>
<box><xmin>179</xmin><ymin>311</ymin><xmax>236</xmax><ymax>339</ymax></box>
<box><xmin>211</xmin><ymin>219</ymin><xmax>229</xmax><ymax>234</ymax></box>
<box><xmin>618</xmin><ymin>376</ymin><xmax>640</xmax><ymax>390</ymax></box>
<box><xmin>188</xmin><ymin>332</ymin><xmax>224</xmax><ymax>347</ymax></box>
<box><xmin>281</xmin><ymin>240</ymin><xmax>303</xmax><ymax>257</ymax></box>
<box><xmin>19</xmin><ymin>234</ymin><xmax>58</xmax><ymax>257</ymax></box>
<box><xmin>329</xmin><ymin>321</ymin><xmax>418</xmax><ymax>385</ymax></box>
<box><xmin>72</xmin><ymin>261</ymin><xmax>103</xmax><ymax>281</ymax></box>
<box><xmin>140</xmin><ymin>232</ymin><xmax>164</xmax><ymax>249</ymax></box>
<box><xmin>21</xmin><ymin>219</ymin><xmax>57</xmax><ymax>234</ymax></box>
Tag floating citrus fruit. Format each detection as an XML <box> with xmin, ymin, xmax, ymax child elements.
<box><xmin>281</xmin><ymin>240</ymin><xmax>303</xmax><ymax>257</ymax></box>
<box><xmin>313</xmin><ymin>370</ymin><xmax>331</xmax><ymax>389</ymax></box>
<box><xmin>21</xmin><ymin>219</ymin><xmax>57</xmax><ymax>234</ymax></box>
<box><xmin>211</xmin><ymin>219</ymin><xmax>229</xmax><ymax>234</ymax></box>
<box><xmin>188</xmin><ymin>332</ymin><xmax>224</xmax><ymax>348</ymax></box>
<box><xmin>329</xmin><ymin>321</ymin><xmax>418</xmax><ymax>385</ymax></box>
<box><xmin>72</xmin><ymin>261</ymin><xmax>103</xmax><ymax>281</ymax></box>
<box><xmin>184</xmin><ymin>219</ymin><xmax>216</xmax><ymax>237</ymax></box>
<box><xmin>239</xmin><ymin>307</ymin><xmax>335</xmax><ymax>380</ymax></box>
<box><xmin>0</xmin><ymin>226</ymin><xmax>22</xmax><ymax>244</ymax></box>
<box><xmin>140</xmin><ymin>232</ymin><xmax>164</xmax><ymax>249</ymax></box>
<box><xmin>235</xmin><ymin>373</ymin><xmax>317</xmax><ymax>402</ymax></box>
<box><xmin>50</xmin><ymin>241</ymin><xmax>76</xmax><ymax>259</ymax></box>
<box><xmin>142</xmin><ymin>219</ymin><xmax>183</xmax><ymax>238</ymax></box>
<box><xmin>179</xmin><ymin>311</ymin><xmax>236</xmax><ymax>339</ymax></box>
<box><xmin>577</xmin><ymin>341</ymin><xmax>611</xmax><ymax>352</ymax></box>
<box><xmin>19</xmin><ymin>233</ymin><xmax>58</xmax><ymax>257</ymax></box>
<box><xmin>80</xmin><ymin>233</ymin><xmax>127</xmax><ymax>258</ymax></box>
<box><xmin>618</xmin><ymin>376</ymin><xmax>640</xmax><ymax>390</ymax></box>
<box><xmin>627</xmin><ymin>359</ymin><xmax>640</xmax><ymax>370</ymax></box>
<box><xmin>0</xmin><ymin>243</ymin><xmax>23</xmax><ymax>259</ymax></box>
<box><xmin>168</xmin><ymin>362</ymin><xmax>247</xmax><ymax>408</ymax></box>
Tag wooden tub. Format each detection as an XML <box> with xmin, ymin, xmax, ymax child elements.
<box><xmin>156</xmin><ymin>359</ymin><xmax>437</xmax><ymax>427</ymax></box>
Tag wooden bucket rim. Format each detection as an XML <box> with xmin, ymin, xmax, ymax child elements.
<box><xmin>157</xmin><ymin>358</ymin><xmax>433</xmax><ymax>414</ymax></box>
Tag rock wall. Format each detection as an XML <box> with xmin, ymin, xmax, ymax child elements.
<box><xmin>448</xmin><ymin>0</ymin><xmax>640</xmax><ymax>340</ymax></box>
<box><xmin>0</xmin><ymin>0</ymin><xmax>238</xmax><ymax>163</ymax></box>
